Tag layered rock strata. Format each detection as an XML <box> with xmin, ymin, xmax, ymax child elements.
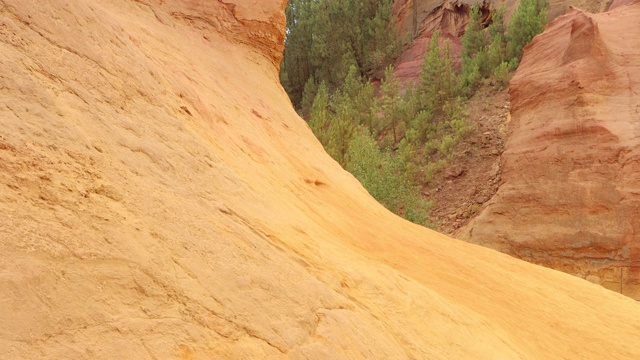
<box><xmin>459</xmin><ymin>1</ymin><xmax>640</xmax><ymax>299</ymax></box>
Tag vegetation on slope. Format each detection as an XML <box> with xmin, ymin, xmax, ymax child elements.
<box><xmin>280</xmin><ymin>0</ymin><xmax>402</xmax><ymax>107</ymax></box>
<box><xmin>280</xmin><ymin>0</ymin><xmax>548</xmax><ymax>228</ymax></box>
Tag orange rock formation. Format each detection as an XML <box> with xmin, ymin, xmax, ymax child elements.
<box><xmin>1</xmin><ymin>0</ymin><xmax>639</xmax><ymax>358</ymax></box>
<box><xmin>459</xmin><ymin>1</ymin><xmax>640</xmax><ymax>299</ymax></box>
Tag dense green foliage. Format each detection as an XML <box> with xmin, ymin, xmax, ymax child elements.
<box><xmin>281</xmin><ymin>0</ymin><xmax>548</xmax><ymax>228</ymax></box>
<box><xmin>461</xmin><ymin>1</ymin><xmax>547</xmax><ymax>91</ymax></box>
<box><xmin>507</xmin><ymin>0</ymin><xmax>548</xmax><ymax>65</ymax></box>
<box><xmin>280</xmin><ymin>0</ymin><xmax>402</xmax><ymax>108</ymax></box>
<box><xmin>304</xmin><ymin>32</ymin><xmax>468</xmax><ymax>227</ymax></box>
<box><xmin>346</xmin><ymin>129</ymin><xmax>432</xmax><ymax>225</ymax></box>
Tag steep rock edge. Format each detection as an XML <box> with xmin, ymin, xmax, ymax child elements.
<box><xmin>458</xmin><ymin>2</ymin><xmax>640</xmax><ymax>299</ymax></box>
<box><xmin>133</xmin><ymin>0</ymin><xmax>287</xmax><ymax>70</ymax></box>
<box><xmin>1</xmin><ymin>0</ymin><xmax>640</xmax><ymax>359</ymax></box>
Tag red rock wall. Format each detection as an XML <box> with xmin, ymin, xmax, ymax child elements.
<box><xmin>392</xmin><ymin>0</ymin><xmax>569</xmax><ymax>86</ymax></box>
<box><xmin>393</xmin><ymin>0</ymin><xmax>486</xmax><ymax>85</ymax></box>
<box><xmin>459</xmin><ymin>2</ymin><xmax>640</xmax><ymax>298</ymax></box>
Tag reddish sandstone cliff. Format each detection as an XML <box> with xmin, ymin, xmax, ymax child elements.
<box><xmin>459</xmin><ymin>1</ymin><xmax>640</xmax><ymax>298</ymax></box>
<box><xmin>392</xmin><ymin>0</ymin><xmax>570</xmax><ymax>85</ymax></box>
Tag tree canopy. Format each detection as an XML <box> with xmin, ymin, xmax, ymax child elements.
<box><xmin>281</xmin><ymin>0</ymin><xmax>549</xmax><ymax>228</ymax></box>
<box><xmin>280</xmin><ymin>0</ymin><xmax>402</xmax><ymax>109</ymax></box>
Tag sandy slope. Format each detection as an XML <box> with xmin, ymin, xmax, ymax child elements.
<box><xmin>1</xmin><ymin>0</ymin><xmax>639</xmax><ymax>358</ymax></box>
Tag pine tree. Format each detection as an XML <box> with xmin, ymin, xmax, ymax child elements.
<box><xmin>377</xmin><ymin>66</ymin><xmax>403</xmax><ymax>143</ymax></box>
<box><xmin>486</xmin><ymin>33</ymin><xmax>505</xmax><ymax>73</ymax></box>
<box><xmin>280</xmin><ymin>0</ymin><xmax>402</xmax><ymax>110</ymax></box>
<box><xmin>486</xmin><ymin>7</ymin><xmax>507</xmax><ymax>74</ymax></box>
<box><xmin>299</xmin><ymin>75</ymin><xmax>318</xmax><ymax>117</ymax></box>
<box><xmin>342</xmin><ymin>66</ymin><xmax>375</xmax><ymax>134</ymax></box>
<box><xmin>460</xmin><ymin>6</ymin><xmax>489</xmax><ymax>92</ymax></box>
<box><xmin>507</xmin><ymin>0</ymin><xmax>548</xmax><ymax>65</ymax></box>
<box><xmin>488</xmin><ymin>7</ymin><xmax>507</xmax><ymax>40</ymax></box>
<box><xmin>308</xmin><ymin>81</ymin><xmax>331</xmax><ymax>147</ymax></box>
<box><xmin>281</xmin><ymin>0</ymin><xmax>313</xmax><ymax>105</ymax></box>
<box><xmin>327</xmin><ymin>100</ymin><xmax>355</xmax><ymax>166</ymax></box>
<box><xmin>461</xmin><ymin>6</ymin><xmax>487</xmax><ymax>61</ymax></box>
<box><xmin>417</xmin><ymin>31</ymin><xmax>456</xmax><ymax>113</ymax></box>
<box><xmin>364</xmin><ymin>0</ymin><xmax>402</xmax><ymax>76</ymax></box>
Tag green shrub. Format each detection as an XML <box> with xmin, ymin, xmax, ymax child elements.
<box><xmin>460</xmin><ymin>6</ymin><xmax>489</xmax><ymax>92</ymax></box>
<box><xmin>438</xmin><ymin>135</ymin><xmax>455</xmax><ymax>157</ymax></box>
<box><xmin>459</xmin><ymin>58</ymin><xmax>482</xmax><ymax>95</ymax></box>
<box><xmin>493</xmin><ymin>61</ymin><xmax>512</xmax><ymax>86</ymax></box>
<box><xmin>300</xmin><ymin>76</ymin><xmax>318</xmax><ymax>116</ymax></box>
<box><xmin>346</xmin><ymin>129</ymin><xmax>433</xmax><ymax>226</ymax></box>
<box><xmin>507</xmin><ymin>0</ymin><xmax>548</xmax><ymax>65</ymax></box>
<box><xmin>417</xmin><ymin>31</ymin><xmax>457</xmax><ymax>112</ymax></box>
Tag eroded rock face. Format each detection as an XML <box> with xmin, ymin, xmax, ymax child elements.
<box><xmin>393</xmin><ymin>0</ymin><xmax>486</xmax><ymax>39</ymax></box>
<box><xmin>392</xmin><ymin>0</ymin><xmax>484</xmax><ymax>85</ymax></box>
<box><xmin>392</xmin><ymin>0</ymin><xmax>569</xmax><ymax>85</ymax></box>
<box><xmin>459</xmin><ymin>2</ymin><xmax>640</xmax><ymax>299</ymax></box>
<box><xmin>608</xmin><ymin>0</ymin><xmax>636</xmax><ymax>9</ymax></box>
<box><xmin>1</xmin><ymin>1</ymin><xmax>640</xmax><ymax>359</ymax></box>
<box><xmin>131</xmin><ymin>0</ymin><xmax>287</xmax><ymax>69</ymax></box>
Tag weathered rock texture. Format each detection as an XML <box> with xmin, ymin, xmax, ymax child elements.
<box><xmin>393</xmin><ymin>0</ymin><xmax>573</xmax><ymax>39</ymax></box>
<box><xmin>392</xmin><ymin>0</ymin><xmax>569</xmax><ymax>85</ymax></box>
<box><xmin>1</xmin><ymin>0</ymin><xmax>640</xmax><ymax>359</ymax></box>
<box><xmin>393</xmin><ymin>0</ymin><xmax>485</xmax><ymax>85</ymax></box>
<box><xmin>459</xmin><ymin>1</ymin><xmax>640</xmax><ymax>299</ymax></box>
<box><xmin>608</xmin><ymin>0</ymin><xmax>636</xmax><ymax>9</ymax></box>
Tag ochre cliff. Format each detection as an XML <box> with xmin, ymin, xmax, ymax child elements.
<box><xmin>1</xmin><ymin>0</ymin><xmax>640</xmax><ymax>359</ymax></box>
<box><xmin>459</xmin><ymin>1</ymin><xmax>640</xmax><ymax>299</ymax></box>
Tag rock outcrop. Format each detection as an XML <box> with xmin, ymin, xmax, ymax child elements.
<box><xmin>459</xmin><ymin>1</ymin><xmax>640</xmax><ymax>299</ymax></box>
<box><xmin>393</xmin><ymin>0</ymin><xmax>485</xmax><ymax>85</ymax></box>
<box><xmin>608</xmin><ymin>0</ymin><xmax>636</xmax><ymax>9</ymax></box>
<box><xmin>392</xmin><ymin>0</ymin><xmax>569</xmax><ymax>85</ymax></box>
<box><xmin>1</xmin><ymin>0</ymin><xmax>640</xmax><ymax>359</ymax></box>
